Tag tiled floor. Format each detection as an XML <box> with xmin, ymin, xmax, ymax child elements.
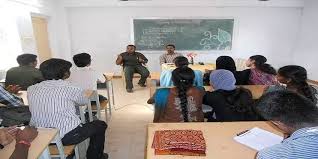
<box><xmin>100</xmin><ymin>78</ymin><xmax>154</xmax><ymax>159</ymax></box>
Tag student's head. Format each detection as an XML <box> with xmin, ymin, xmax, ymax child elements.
<box><xmin>210</xmin><ymin>69</ymin><xmax>236</xmax><ymax>91</ymax></box>
<box><xmin>256</xmin><ymin>91</ymin><xmax>318</xmax><ymax>134</ymax></box>
<box><xmin>17</xmin><ymin>54</ymin><xmax>38</xmax><ymax>67</ymax></box>
<box><xmin>277</xmin><ymin>65</ymin><xmax>314</xmax><ymax>102</ymax></box>
<box><xmin>216</xmin><ymin>56</ymin><xmax>236</xmax><ymax>72</ymax></box>
<box><xmin>246</xmin><ymin>55</ymin><xmax>276</xmax><ymax>75</ymax></box>
<box><xmin>39</xmin><ymin>58</ymin><xmax>72</xmax><ymax>80</ymax></box>
<box><xmin>174</xmin><ymin>56</ymin><xmax>189</xmax><ymax>68</ymax></box>
<box><xmin>166</xmin><ymin>44</ymin><xmax>176</xmax><ymax>54</ymax></box>
<box><xmin>126</xmin><ymin>45</ymin><xmax>136</xmax><ymax>53</ymax></box>
<box><xmin>172</xmin><ymin>67</ymin><xmax>195</xmax><ymax>122</ymax></box>
<box><xmin>73</xmin><ymin>53</ymin><xmax>91</xmax><ymax>67</ymax></box>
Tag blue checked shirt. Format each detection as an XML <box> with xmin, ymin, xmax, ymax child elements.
<box><xmin>0</xmin><ymin>86</ymin><xmax>24</xmax><ymax>107</ymax></box>
<box><xmin>257</xmin><ymin>126</ymin><xmax>318</xmax><ymax>159</ymax></box>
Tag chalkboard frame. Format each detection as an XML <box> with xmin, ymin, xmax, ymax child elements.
<box><xmin>130</xmin><ymin>17</ymin><xmax>237</xmax><ymax>53</ymax></box>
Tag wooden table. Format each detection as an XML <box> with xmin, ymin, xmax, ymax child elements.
<box><xmin>150</xmin><ymin>85</ymin><xmax>265</xmax><ymax>100</ymax></box>
<box><xmin>161</xmin><ymin>63</ymin><xmax>216</xmax><ymax>73</ymax></box>
<box><xmin>146</xmin><ymin>122</ymin><xmax>284</xmax><ymax>159</ymax></box>
<box><xmin>0</xmin><ymin>128</ymin><xmax>58</xmax><ymax>159</ymax></box>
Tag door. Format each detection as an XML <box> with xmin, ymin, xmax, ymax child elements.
<box><xmin>32</xmin><ymin>17</ymin><xmax>52</xmax><ymax>62</ymax></box>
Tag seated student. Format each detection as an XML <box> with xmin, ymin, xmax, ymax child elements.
<box><xmin>159</xmin><ymin>44</ymin><xmax>183</xmax><ymax>65</ymax></box>
<box><xmin>27</xmin><ymin>58</ymin><xmax>108</xmax><ymax>159</ymax></box>
<box><xmin>116</xmin><ymin>45</ymin><xmax>150</xmax><ymax>93</ymax></box>
<box><xmin>5</xmin><ymin>54</ymin><xmax>43</xmax><ymax>90</ymax></box>
<box><xmin>245</xmin><ymin>55</ymin><xmax>277</xmax><ymax>85</ymax></box>
<box><xmin>0</xmin><ymin>86</ymin><xmax>31</xmax><ymax>126</ymax></box>
<box><xmin>203</xmin><ymin>56</ymin><xmax>250</xmax><ymax>85</ymax></box>
<box><xmin>153</xmin><ymin>67</ymin><xmax>204</xmax><ymax>123</ymax></box>
<box><xmin>203</xmin><ymin>69</ymin><xmax>258</xmax><ymax>122</ymax></box>
<box><xmin>266</xmin><ymin>65</ymin><xmax>318</xmax><ymax>106</ymax></box>
<box><xmin>69</xmin><ymin>53</ymin><xmax>107</xmax><ymax>103</ymax></box>
<box><xmin>160</xmin><ymin>56</ymin><xmax>203</xmax><ymax>87</ymax></box>
<box><xmin>0</xmin><ymin>126</ymin><xmax>38</xmax><ymax>159</ymax></box>
<box><xmin>256</xmin><ymin>91</ymin><xmax>318</xmax><ymax>159</ymax></box>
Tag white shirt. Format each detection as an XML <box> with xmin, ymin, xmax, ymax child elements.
<box><xmin>69</xmin><ymin>67</ymin><xmax>105</xmax><ymax>90</ymax></box>
<box><xmin>27</xmin><ymin>80</ymin><xmax>88</xmax><ymax>137</ymax></box>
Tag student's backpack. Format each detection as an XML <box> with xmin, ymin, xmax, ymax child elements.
<box><xmin>0</xmin><ymin>106</ymin><xmax>31</xmax><ymax>126</ymax></box>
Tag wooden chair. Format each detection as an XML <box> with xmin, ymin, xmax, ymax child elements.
<box><xmin>49</xmin><ymin>131</ymin><xmax>80</xmax><ymax>159</ymax></box>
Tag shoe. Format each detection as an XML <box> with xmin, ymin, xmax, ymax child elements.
<box><xmin>126</xmin><ymin>89</ymin><xmax>133</xmax><ymax>93</ymax></box>
<box><xmin>138</xmin><ymin>83</ymin><xmax>147</xmax><ymax>87</ymax></box>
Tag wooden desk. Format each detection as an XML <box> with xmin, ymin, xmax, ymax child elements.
<box><xmin>150</xmin><ymin>85</ymin><xmax>265</xmax><ymax>100</ymax></box>
<box><xmin>146</xmin><ymin>122</ymin><xmax>283</xmax><ymax>159</ymax></box>
<box><xmin>0</xmin><ymin>128</ymin><xmax>58</xmax><ymax>159</ymax></box>
<box><xmin>162</xmin><ymin>63</ymin><xmax>216</xmax><ymax>72</ymax></box>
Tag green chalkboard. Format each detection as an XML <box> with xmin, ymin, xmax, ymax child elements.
<box><xmin>133</xmin><ymin>19</ymin><xmax>234</xmax><ymax>51</ymax></box>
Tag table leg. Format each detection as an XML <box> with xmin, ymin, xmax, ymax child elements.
<box><xmin>87</xmin><ymin>102</ymin><xmax>93</xmax><ymax>122</ymax></box>
<box><xmin>111</xmin><ymin>80</ymin><xmax>115</xmax><ymax>106</ymax></box>
<box><xmin>79</xmin><ymin>106</ymin><xmax>86</xmax><ymax>124</ymax></box>
<box><xmin>39</xmin><ymin>147</ymin><xmax>51</xmax><ymax>159</ymax></box>
<box><xmin>106</xmin><ymin>81</ymin><xmax>112</xmax><ymax>115</ymax></box>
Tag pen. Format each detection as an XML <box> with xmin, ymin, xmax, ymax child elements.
<box><xmin>236</xmin><ymin>129</ymin><xmax>250</xmax><ymax>136</ymax></box>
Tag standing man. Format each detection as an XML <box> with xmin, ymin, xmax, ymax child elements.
<box><xmin>116</xmin><ymin>45</ymin><xmax>150</xmax><ymax>93</ymax></box>
<box><xmin>159</xmin><ymin>44</ymin><xmax>183</xmax><ymax>65</ymax></box>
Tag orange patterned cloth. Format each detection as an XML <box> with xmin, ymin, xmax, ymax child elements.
<box><xmin>152</xmin><ymin>130</ymin><xmax>206</xmax><ymax>156</ymax></box>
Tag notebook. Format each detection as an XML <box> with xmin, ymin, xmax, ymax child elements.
<box><xmin>234</xmin><ymin>127</ymin><xmax>284</xmax><ymax>151</ymax></box>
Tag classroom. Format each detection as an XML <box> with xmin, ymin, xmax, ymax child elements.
<box><xmin>0</xmin><ymin>0</ymin><xmax>318</xmax><ymax>159</ymax></box>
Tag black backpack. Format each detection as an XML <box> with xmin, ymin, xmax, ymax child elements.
<box><xmin>0</xmin><ymin>106</ymin><xmax>31</xmax><ymax>126</ymax></box>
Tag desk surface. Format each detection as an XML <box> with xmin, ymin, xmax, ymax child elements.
<box><xmin>146</xmin><ymin>121</ymin><xmax>283</xmax><ymax>159</ymax></box>
<box><xmin>0</xmin><ymin>128</ymin><xmax>58</xmax><ymax>159</ymax></box>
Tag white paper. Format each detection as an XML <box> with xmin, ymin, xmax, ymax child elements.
<box><xmin>234</xmin><ymin>127</ymin><xmax>284</xmax><ymax>151</ymax></box>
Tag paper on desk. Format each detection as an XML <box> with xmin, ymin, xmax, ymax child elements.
<box><xmin>234</xmin><ymin>127</ymin><xmax>284</xmax><ymax>151</ymax></box>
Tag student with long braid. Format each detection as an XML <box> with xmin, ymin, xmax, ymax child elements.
<box><xmin>267</xmin><ymin>65</ymin><xmax>318</xmax><ymax>106</ymax></box>
<box><xmin>153</xmin><ymin>67</ymin><xmax>204</xmax><ymax>122</ymax></box>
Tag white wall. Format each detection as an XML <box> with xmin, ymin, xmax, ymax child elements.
<box><xmin>66</xmin><ymin>6</ymin><xmax>303</xmax><ymax>75</ymax></box>
<box><xmin>293</xmin><ymin>0</ymin><xmax>318</xmax><ymax>80</ymax></box>
<box><xmin>0</xmin><ymin>0</ymin><xmax>56</xmax><ymax>72</ymax></box>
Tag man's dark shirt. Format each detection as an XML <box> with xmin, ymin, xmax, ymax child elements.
<box><xmin>119</xmin><ymin>52</ymin><xmax>148</xmax><ymax>67</ymax></box>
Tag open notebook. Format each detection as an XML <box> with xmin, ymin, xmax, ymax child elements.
<box><xmin>234</xmin><ymin>127</ymin><xmax>284</xmax><ymax>151</ymax></box>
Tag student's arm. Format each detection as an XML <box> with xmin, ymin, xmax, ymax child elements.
<box><xmin>116</xmin><ymin>54</ymin><xmax>123</xmax><ymax>65</ymax></box>
<box><xmin>10</xmin><ymin>127</ymin><xmax>38</xmax><ymax>159</ymax></box>
<box><xmin>0</xmin><ymin>86</ymin><xmax>24</xmax><ymax>106</ymax></box>
<box><xmin>73</xmin><ymin>87</ymin><xmax>91</xmax><ymax>106</ymax></box>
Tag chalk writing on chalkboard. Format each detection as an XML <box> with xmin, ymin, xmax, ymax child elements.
<box><xmin>134</xmin><ymin>19</ymin><xmax>234</xmax><ymax>51</ymax></box>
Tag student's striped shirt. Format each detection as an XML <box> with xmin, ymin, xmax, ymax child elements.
<box><xmin>27</xmin><ymin>80</ymin><xmax>88</xmax><ymax>137</ymax></box>
<box><xmin>257</xmin><ymin>126</ymin><xmax>318</xmax><ymax>159</ymax></box>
